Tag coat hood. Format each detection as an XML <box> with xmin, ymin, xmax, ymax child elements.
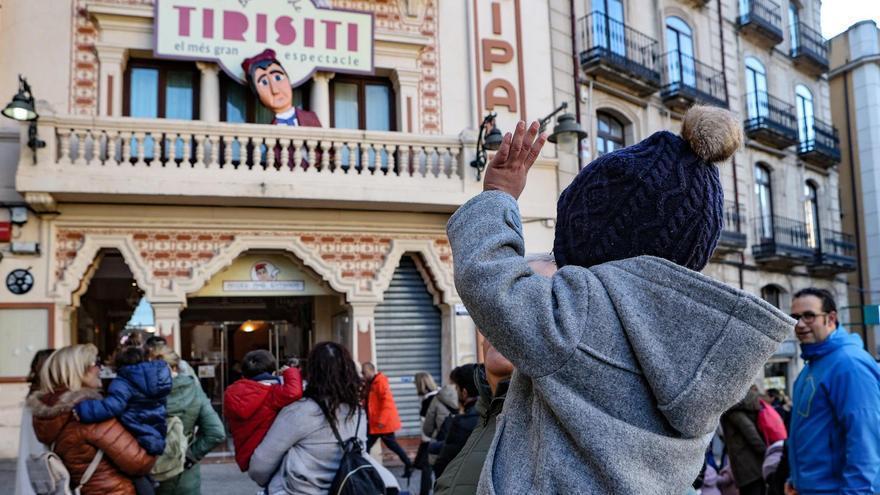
<box><xmin>28</xmin><ymin>388</ymin><xmax>103</xmax><ymax>445</ymax></box>
<box><xmin>475</xmin><ymin>364</ymin><xmax>509</xmax><ymax>419</ymax></box>
<box><xmin>436</xmin><ymin>384</ymin><xmax>459</xmax><ymax>411</ymax></box>
<box><xmin>801</xmin><ymin>326</ymin><xmax>860</xmax><ymax>362</ymax></box>
<box><xmin>117</xmin><ymin>360</ymin><xmax>172</xmax><ymax>400</ymax></box>
<box><xmin>167</xmin><ymin>374</ymin><xmax>199</xmax><ymax>416</ymax></box>
<box><xmin>591</xmin><ymin>256</ymin><xmax>794</xmax><ymax>437</ymax></box>
<box><xmin>729</xmin><ymin>387</ymin><xmax>762</xmax><ymax>413</ymax></box>
<box><xmin>225</xmin><ymin>378</ymin><xmax>272</xmax><ymax>420</ymax></box>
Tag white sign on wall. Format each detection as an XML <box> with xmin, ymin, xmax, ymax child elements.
<box><xmin>154</xmin><ymin>0</ymin><xmax>375</xmax><ymax>85</ymax></box>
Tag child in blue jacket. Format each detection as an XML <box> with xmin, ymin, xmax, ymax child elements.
<box><xmin>74</xmin><ymin>345</ymin><xmax>172</xmax><ymax>493</ymax></box>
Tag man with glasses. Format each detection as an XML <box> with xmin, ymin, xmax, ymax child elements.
<box><xmin>786</xmin><ymin>288</ymin><xmax>880</xmax><ymax>495</ymax></box>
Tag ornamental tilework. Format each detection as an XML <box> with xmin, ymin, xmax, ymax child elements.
<box><xmin>55</xmin><ymin>228</ymin><xmax>450</xmax><ymax>293</ymax></box>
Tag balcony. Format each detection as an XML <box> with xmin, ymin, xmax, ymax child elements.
<box><xmin>736</xmin><ymin>0</ymin><xmax>784</xmax><ymax>48</ymax></box>
<box><xmin>743</xmin><ymin>92</ymin><xmax>799</xmax><ymax>149</ymax></box>
<box><xmin>752</xmin><ymin>215</ymin><xmax>816</xmax><ymax>269</ymax></box>
<box><xmin>798</xmin><ymin>118</ymin><xmax>841</xmax><ymax>168</ymax></box>
<box><xmin>14</xmin><ymin>116</ymin><xmax>491</xmax><ymax>212</ymax></box>
<box><xmin>659</xmin><ymin>52</ymin><xmax>727</xmax><ymax>112</ymax></box>
<box><xmin>810</xmin><ymin>229</ymin><xmax>857</xmax><ymax>276</ymax></box>
<box><xmin>714</xmin><ymin>201</ymin><xmax>747</xmax><ymax>256</ymax></box>
<box><xmin>791</xmin><ymin>22</ymin><xmax>829</xmax><ymax>76</ymax></box>
<box><xmin>578</xmin><ymin>12</ymin><xmax>661</xmax><ymax>97</ymax></box>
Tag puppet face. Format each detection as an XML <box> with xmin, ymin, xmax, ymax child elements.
<box><xmin>253</xmin><ymin>63</ymin><xmax>293</xmax><ymax>114</ymax></box>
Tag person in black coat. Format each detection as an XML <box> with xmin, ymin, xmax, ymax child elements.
<box><xmin>432</xmin><ymin>364</ymin><xmax>480</xmax><ymax>478</ymax></box>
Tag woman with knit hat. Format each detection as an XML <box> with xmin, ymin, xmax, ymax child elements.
<box><xmin>446</xmin><ymin>106</ymin><xmax>796</xmax><ymax>494</ymax></box>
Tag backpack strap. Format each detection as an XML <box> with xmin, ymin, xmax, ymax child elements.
<box><xmin>75</xmin><ymin>449</ymin><xmax>104</xmax><ymax>491</ymax></box>
<box><xmin>316</xmin><ymin>400</ymin><xmax>346</xmax><ymax>448</ymax></box>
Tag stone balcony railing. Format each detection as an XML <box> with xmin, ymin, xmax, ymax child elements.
<box><xmin>15</xmin><ymin>115</ymin><xmax>514</xmax><ymax>212</ymax></box>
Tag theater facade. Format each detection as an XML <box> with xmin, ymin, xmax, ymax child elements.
<box><xmin>0</xmin><ymin>0</ymin><xmax>577</xmax><ymax>455</ymax></box>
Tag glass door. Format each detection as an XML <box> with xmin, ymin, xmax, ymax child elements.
<box><xmin>666</xmin><ymin>17</ymin><xmax>696</xmax><ymax>88</ymax></box>
<box><xmin>595</xmin><ymin>0</ymin><xmax>626</xmax><ymax>57</ymax></box>
<box><xmin>745</xmin><ymin>58</ymin><xmax>768</xmax><ymax>120</ymax></box>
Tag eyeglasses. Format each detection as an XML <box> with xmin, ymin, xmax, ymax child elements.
<box><xmin>789</xmin><ymin>312</ymin><xmax>829</xmax><ymax>324</ymax></box>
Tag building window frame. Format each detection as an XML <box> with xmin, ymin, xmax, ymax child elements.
<box><xmin>329</xmin><ymin>75</ymin><xmax>397</xmax><ymax>131</ymax></box>
<box><xmin>804</xmin><ymin>180</ymin><xmax>820</xmax><ymax>249</ymax></box>
<box><xmin>596</xmin><ymin>111</ymin><xmax>626</xmax><ymax>156</ymax></box>
<box><xmin>795</xmin><ymin>84</ymin><xmax>815</xmax><ymax>144</ymax></box>
<box><xmin>122</xmin><ymin>59</ymin><xmax>200</xmax><ymax>119</ymax></box>
<box><xmin>755</xmin><ymin>163</ymin><xmax>774</xmax><ymax>239</ymax></box>
<box><xmin>745</xmin><ymin>57</ymin><xmax>768</xmax><ymax>120</ymax></box>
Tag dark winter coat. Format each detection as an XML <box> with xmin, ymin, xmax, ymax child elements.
<box><xmin>223</xmin><ymin>367</ymin><xmax>303</xmax><ymax>471</ymax></box>
<box><xmin>434</xmin><ymin>365</ymin><xmax>509</xmax><ymax>495</ymax></box>
<box><xmin>29</xmin><ymin>388</ymin><xmax>155</xmax><ymax>495</ymax></box>
<box><xmin>156</xmin><ymin>374</ymin><xmax>226</xmax><ymax>495</ymax></box>
<box><xmin>433</xmin><ymin>399</ymin><xmax>479</xmax><ymax>478</ymax></box>
<box><xmin>74</xmin><ymin>360</ymin><xmax>172</xmax><ymax>455</ymax></box>
<box><xmin>721</xmin><ymin>388</ymin><xmax>766</xmax><ymax>487</ymax></box>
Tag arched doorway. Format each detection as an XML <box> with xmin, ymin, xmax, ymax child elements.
<box><xmin>374</xmin><ymin>254</ymin><xmax>442</xmax><ymax>436</ymax></box>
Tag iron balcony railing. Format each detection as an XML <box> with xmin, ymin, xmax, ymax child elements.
<box><xmin>743</xmin><ymin>92</ymin><xmax>798</xmax><ymax>137</ymax></box>
<box><xmin>754</xmin><ymin>215</ymin><xmax>811</xmax><ymax>249</ymax></box>
<box><xmin>723</xmin><ymin>201</ymin><xmax>745</xmax><ymax>233</ymax></box>
<box><xmin>798</xmin><ymin>117</ymin><xmax>841</xmax><ymax>161</ymax></box>
<box><xmin>820</xmin><ymin>228</ymin><xmax>856</xmax><ymax>258</ymax></box>
<box><xmin>578</xmin><ymin>12</ymin><xmax>661</xmax><ymax>85</ymax></box>
<box><xmin>792</xmin><ymin>21</ymin><xmax>829</xmax><ymax>67</ymax></box>
<box><xmin>659</xmin><ymin>51</ymin><xmax>727</xmax><ymax>105</ymax></box>
<box><xmin>737</xmin><ymin>0</ymin><xmax>784</xmax><ymax>39</ymax></box>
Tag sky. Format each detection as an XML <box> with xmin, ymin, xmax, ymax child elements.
<box><xmin>821</xmin><ymin>0</ymin><xmax>880</xmax><ymax>39</ymax></box>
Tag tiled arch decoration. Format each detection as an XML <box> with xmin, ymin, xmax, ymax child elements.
<box><xmin>70</xmin><ymin>0</ymin><xmax>442</xmax><ymax>134</ymax></box>
<box><xmin>53</xmin><ymin>227</ymin><xmax>456</xmax><ymax>305</ymax></box>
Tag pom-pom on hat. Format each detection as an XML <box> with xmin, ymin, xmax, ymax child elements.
<box><xmin>553</xmin><ymin>105</ymin><xmax>743</xmax><ymax>271</ymax></box>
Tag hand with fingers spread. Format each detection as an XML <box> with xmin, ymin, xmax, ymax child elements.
<box><xmin>483</xmin><ymin>120</ymin><xmax>547</xmax><ymax>200</ymax></box>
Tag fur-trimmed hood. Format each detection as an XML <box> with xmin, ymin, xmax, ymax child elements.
<box><xmin>28</xmin><ymin>388</ymin><xmax>103</xmax><ymax>445</ymax></box>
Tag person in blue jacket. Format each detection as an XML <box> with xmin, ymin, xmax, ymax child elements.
<box><xmin>74</xmin><ymin>345</ymin><xmax>172</xmax><ymax>456</ymax></box>
<box><xmin>787</xmin><ymin>288</ymin><xmax>880</xmax><ymax>495</ymax></box>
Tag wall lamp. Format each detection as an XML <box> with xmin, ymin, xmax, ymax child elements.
<box><xmin>470</xmin><ymin>112</ymin><xmax>503</xmax><ymax>180</ymax></box>
<box><xmin>2</xmin><ymin>75</ymin><xmax>45</xmax><ymax>164</ymax></box>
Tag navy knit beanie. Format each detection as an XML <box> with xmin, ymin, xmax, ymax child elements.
<box><xmin>554</xmin><ymin>106</ymin><xmax>743</xmax><ymax>271</ymax></box>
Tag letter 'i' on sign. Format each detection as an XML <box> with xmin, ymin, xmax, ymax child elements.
<box><xmin>481</xmin><ymin>1</ymin><xmax>517</xmax><ymax>112</ymax></box>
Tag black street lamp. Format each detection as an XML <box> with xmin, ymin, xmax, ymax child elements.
<box><xmin>3</xmin><ymin>75</ymin><xmax>45</xmax><ymax>164</ymax></box>
<box><xmin>470</xmin><ymin>112</ymin><xmax>502</xmax><ymax>180</ymax></box>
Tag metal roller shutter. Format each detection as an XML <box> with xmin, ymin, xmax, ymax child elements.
<box><xmin>374</xmin><ymin>255</ymin><xmax>442</xmax><ymax>436</ymax></box>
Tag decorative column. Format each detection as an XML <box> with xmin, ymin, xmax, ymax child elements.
<box><xmin>349</xmin><ymin>302</ymin><xmax>377</xmax><ymax>364</ymax></box>
<box><xmin>152</xmin><ymin>302</ymin><xmax>184</xmax><ymax>354</ymax></box>
<box><xmin>309</xmin><ymin>72</ymin><xmax>335</xmax><ymax>127</ymax></box>
<box><xmin>391</xmin><ymin>69</ymin><xmax>421</xmax><ymax>133</ymax></box>
<box><xmin>94</xmin><ymin>44</ymin><xmax>127</xmax><ymax>117</ymax></box>
<box><xmin>53</xmin><ymin>303</ymin><xmax>76</xmax><ymax>347</ymax></box>
<box><xmin>196</xmin><ymin>62</ymin><xmax>221</xmax><ymax>122</ymax></box>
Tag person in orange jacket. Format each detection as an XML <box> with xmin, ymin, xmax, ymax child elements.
<box><xmin>362</xmin><ymin>362</ymin><xmax>413</xmax><ymax>477</ymax></box>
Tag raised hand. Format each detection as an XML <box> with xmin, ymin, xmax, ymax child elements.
<box><xmin>483</xmin><ymin>120</ymin><xmax>547</xmax><ymax>200</ymax></box>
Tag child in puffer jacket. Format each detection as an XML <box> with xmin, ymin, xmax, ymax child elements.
<box><xmin>74</xmin><ymin>345</ymin><xmax>173</xmax><ymax>493</ymax></box>
<box><xmin>223</xmin><ymin>349</ymin><xmax>303</xmax><ymax>471</ymax></box>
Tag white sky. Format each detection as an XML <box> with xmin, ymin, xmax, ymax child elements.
<box><xmin>821</xmin><ymin>0</ymin><xmax>880</xmax><ymax>39</ymax></box>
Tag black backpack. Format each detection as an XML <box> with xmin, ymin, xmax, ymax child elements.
<box><xmin>317</xmin><ymin>401</ymin><xmax>386</xmax><ymax>495</ymax></box>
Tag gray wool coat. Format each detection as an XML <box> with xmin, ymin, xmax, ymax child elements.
<box><xmin>446</xmin><ymin>191</ymin><xmax>794</xmax><ymax>495</ymax></box>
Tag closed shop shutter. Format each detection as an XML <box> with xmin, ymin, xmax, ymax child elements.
<box><xmin>374</xmin><ymin>255</ymin><xmax>442</xmax><ymax>436</ymax></box>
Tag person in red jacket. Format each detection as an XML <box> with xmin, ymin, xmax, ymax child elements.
<box><xmin>362</xmin><ymin>362</ymin><xmax>413</xmax><ymax>477</ymax></box>
<box><xmin>223</xmin><ymin>350</ymin><xmax>303</xmax><ymax>471</ymax></box>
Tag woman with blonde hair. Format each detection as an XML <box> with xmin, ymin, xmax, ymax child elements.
<box><xmin>414</xmin><ymin>371</ymin><xmax>440</xmax><ymax>495</ymax></box>
<box><xmin>28</xmin><ymin>344</ymin><xmax>154</xmax><ymax>495</ymax></box>
<box><xmin>153</xmin><ymin>349</ymin><xmax>225</xmax><ymax>495</ymax></box>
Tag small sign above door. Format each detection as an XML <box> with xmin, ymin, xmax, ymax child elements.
<box><xmin>192</xmin><ymin>253</ymin><xmax>331</xmax><ymax>297</ymax></box>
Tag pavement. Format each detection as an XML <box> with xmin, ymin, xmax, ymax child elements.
<box><xmin>1</xmin><ymin>457</ymin><xmax>419</xmax><ymax>494</ymax></box>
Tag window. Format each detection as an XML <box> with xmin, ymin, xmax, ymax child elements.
<box><xmin>804</xmin><ymin>182</ymin><xmax>820</xmax><ymax>249</ymax></box>
<box><xmin>666</xmin><ymin>17</ymin><xmax>696</xmax><ymax>88</ymax></box>
<box><xmin>594</xmin><ymin>0</ymin><xmax>625</xmax><ymax>56</ymax></box>
<box><xmin>789</xmin><ymin>3</ymin><xmax>800</xmax><ymax>52</ymax></box>
<box><xmin>124</xmin><ymin>60</ymin><xmax>200</xmax><ymax>119</ymax></box>
<box><xmin>330</xmin><ymin>76</ymin><xmax>395</xmax><ymax>131</ymax></box>
<box><xmin>795</xmin><ymin>84</ymin><xmax>815</xmax><ymax>144</ymax></box>
<box><xmin>755</xmin><ymin>164</ymin><xmax>774</xmax><ymax>239</ymax></box>
<box><xmin>761</xmin><ymin>285</ymin><xmax>783</xmax><ymax>309</ymax></box>
<box><xmin>596</xmin><ymin>112</ymin><xmax>625</xmax><ymax>156</ymax></box>
<box><xmin>219</xmin><ymin>73</ymin><xmax>310</xmax><ymax>124</ymax></box>
<box><xmin>745</xmin><ymin>57</ymin><xmax>768</xmax><ymax>120</ymax></box>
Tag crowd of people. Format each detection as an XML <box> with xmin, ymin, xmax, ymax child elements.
<box><xmin>14</xmin><ymin>107</ymin><xmax>880</xmax><ymax>494</ymax></box>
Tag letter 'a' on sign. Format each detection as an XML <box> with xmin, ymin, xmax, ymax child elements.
<box><xmin>154</xmin><ymin>0</ymin><xmax>375</xmax><ymax>86</ymax></box>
